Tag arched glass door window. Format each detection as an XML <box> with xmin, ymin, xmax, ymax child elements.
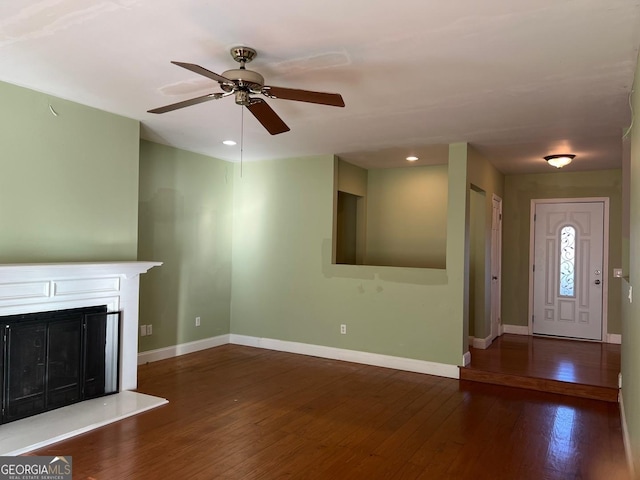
<box><xmin>559</xmin><ymin>225</ymin><xmax>576</xmax><ymax>297</ymax></box>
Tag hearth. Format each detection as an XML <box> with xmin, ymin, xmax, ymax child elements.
<box><xmin>0</xmin><ymin>262</ymin><xmax>164</xmax><ymax>455</ymax></box>
<box><xmin>1</xmin><ymin>306</ymin><xmax>121</xmax><ymax>424</ymax></box>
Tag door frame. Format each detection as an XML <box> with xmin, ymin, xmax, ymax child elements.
<box><xmin>527</xmin><ymin>197</ymin><xmax>610</xmax><ymax>341</ymax></box>
<box><xmin>490</xmin><ymin>194</ymin><xmax>503</xmax><ymax>341</ymax></box>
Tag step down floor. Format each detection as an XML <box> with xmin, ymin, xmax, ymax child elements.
<box><xmin>459</xmin><ymin>334</ymin><xmax>620</xmax><ymax>403</ymax></box>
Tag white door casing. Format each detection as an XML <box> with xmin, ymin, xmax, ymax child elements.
<box><xmin>490</xmin><ymin>195</ymin><xmax>502</xmax><ymax>341</ymax></box>
<box><xmin>530</xmin><ymin>200</ymin><xmax>607</xmax><ymax>341</ymax></box>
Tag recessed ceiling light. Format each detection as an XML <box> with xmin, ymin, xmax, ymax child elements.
<box><xmin>222</xmin><ymin>140</ymin><xmax>237</xmax><ymax>146</ymax></box>
<box><xmin>406</xmin><ymin>156</ymin><xmax>419</xmax><ymax>162</ymax></box>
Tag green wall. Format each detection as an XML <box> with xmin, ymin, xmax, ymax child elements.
<box><xmin>366</xmin><ymin>165</ymin><xmax>448</xmax><ymax>269</ymax></box>
<box><xmin>622</xmin><ymin>56</ymin><xmax>640</xmax><ymax>473</ymax></box>
<box><xmin>138</xmin><ymin>140</ymin><xmax>234</xmax><ymax>351</ymax></box>
<box><xmin>230</xmin><ymin>151</ymin><xmax>470</xmax><ymax>366</ymax></box>
<box><xmin>337</xmin><ymin>159</ymin><xmax>368</xmax><ymax>196</ymax></box>
<box><xmin>0</xmin><ymin>81</ymin><xmax>140</xmax><ymax>262</ymax></box>
<box><xmin>502</xmin><ymin>170</ymin><xmax>623</xmax><ymax>334</ymax></box>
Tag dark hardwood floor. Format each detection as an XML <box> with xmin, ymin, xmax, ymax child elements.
<box><xmin>33</xmin><ymin>344</ymin><xmax>628</xmax><ymax>479</ymax></box>
<box><xmin>460</xmin><ymin>334</ymin><xmax>621</xmax><ymax>402</ymax></box>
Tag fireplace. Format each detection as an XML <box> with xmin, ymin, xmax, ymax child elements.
<box><xmin>0</xmin><ymin>262</ymin><xmax>166</xmax><ymax>454</ymax></box>
<box><xmin>0</xmin><ymin>262</ymin><xmax>161</xmax><ymax>435</ymax></box>
<box><xmin>1</xmin><ymin>305</ymin><xmax>121</xmax><ymax>424</ymax></box>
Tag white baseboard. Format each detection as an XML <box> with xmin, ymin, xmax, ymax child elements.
<box><xmin>137</xmin><ymin>334</ymin><xmax>230</xmax><ymax>364</ymax></box>
<box><xmin>229</xmin><ymin>334</ymin><xmax>460</xmax><ymax>379</ymax></box>
<box><xmin>463</xmin><ymin>351</ymin><xmax>471</xmax><ymax>366</ymax></box>
<box><xmin>502</xmin><ymin>325</ymin><xmax>530</xmax><ymax>335</ymax></box>
<box><xmin>607</xmin><ymin>333</ymin><xmax>622</xmax><ymax>344</ymax></box>
<box><xmin>472</xmin><ymin>335</ymin><xmax>493</xmax><ymax>349</ymax></box>
<box><xmin>619</xmin><ymin>390</ymin><xmax>636</xmax><ymax>478</ymax></box>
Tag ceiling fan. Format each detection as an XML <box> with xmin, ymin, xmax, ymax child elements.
<box><xmin>148</xmin><ymin>46</ymin><xmax>345</xmax><ymax>135</ymax></box>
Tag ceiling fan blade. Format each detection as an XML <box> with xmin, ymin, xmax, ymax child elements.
<box><xmin>262</xmin><ymin>86</ymin><xmax>345</xmax><ymax>107</ymax></box>
<box><xmin>148</xmin><ymin>92</ymin><xmax>222</xmax><ymax>114</ymax></box>
<box><xmin>246</xmin><ymin>99</ymin><xmax>290</xmax><ymax>135</ymax></box>
<box><xmin>171</xmin><ymin>61</ymin><xmax>233</xmax><ymax>85</ymax></box>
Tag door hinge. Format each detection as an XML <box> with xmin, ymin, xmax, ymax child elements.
<box><xmin>499</xmin><ymin>213</ymin><xmax>502</xmax><ymax>221</ymax></box>
<box><xmin>533</xmin><ymin>264</ymin><xmax>535</xmax><ymax>272</ymax></box>
<box><xmin>534</xmin><ymin>213</ymin><xmax>537</xmax><ymax>221</ymax></box>
<box><xmin>532</xmin><ymin>315</ymin><xmax>535</xmax><ymax>323</ymax></box>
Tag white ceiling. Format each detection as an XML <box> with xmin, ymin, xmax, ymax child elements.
<box><xmin>1</xmin><ymin>0</ymin><xmax>639</xmax><ymax>174</ymax></box>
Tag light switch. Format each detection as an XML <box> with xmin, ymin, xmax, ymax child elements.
<box><xmin>614</xmin><ymin>268</ymin><xmax>623</xmax><ymax>278</ymax></box>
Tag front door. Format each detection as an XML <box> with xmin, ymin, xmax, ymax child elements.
<box><xmin>532</xmin><ymin>201</ymin><xmax>605</xmax><ymax>340</ymax></box>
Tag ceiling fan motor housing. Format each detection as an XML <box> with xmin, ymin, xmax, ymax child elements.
<box><xmin>220</xmin><ymin>68</ymin><xmax>265</xmax><ymax>94</ymax></box>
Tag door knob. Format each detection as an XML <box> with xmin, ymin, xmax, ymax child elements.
<box><xmin>492</xmin><ymin>276</ymin><xmax>498</xmax><ymax>280</ymax></box>
<box><xmin>595</xmin><ymin>279</ymin><xmax>601</xmax><ymax>285</ymax></box>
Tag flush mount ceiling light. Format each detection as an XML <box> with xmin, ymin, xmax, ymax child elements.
<box><xmin>544</xmin><ymin>154</ymin><xmax>575</xmax><ymax>169</ymax></box>
<box><xmin>406</xmin><ymin>156</ymin><xmax>419</xmax><ymax>162</ymax></box>
<box><xmin>222</xmin><ymin>140</ymin><xmax>237</xmax><ymax>146</ymax></box>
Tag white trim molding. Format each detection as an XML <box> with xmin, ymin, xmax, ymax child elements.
<box><xmin>463</xmin><ymin>351</ymin><xmax>471</xmax><ymax>366</ymax></box>
<box><xmin>619</xmin><ymin>390</ymin><xmax>636</xmax><ymax>478</ymax></box>
<box><xmin>472</xmin><ymin>335</ymin><xmax>493</xmax><ymax>349</ymax></box>
<box><xmin>607</xmin><ymin>333</ymin><xmax>622</xmax><ymax>344</ymax></box>
<box><xmin>502</xmin><ymin>325</ymin><xmax>530</xmax><ymax>335</ymax></box>
<box><xmin>138</xmin><ymin>334</ymin><xmax>231</xmax><ymax>364</ymax></box>
<box><xmin>230</xmin><ymin>335</ymin><xmax>460</xmax><ymax>379</ymax></box>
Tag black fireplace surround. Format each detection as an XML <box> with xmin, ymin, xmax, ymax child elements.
<box><xmin>0</xmin><ymin>306</ymin><xmax>120</xmax><ymax>424</ymax></box>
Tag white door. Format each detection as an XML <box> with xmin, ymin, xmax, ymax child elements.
<box><xmin>490</xmin><ymin>195</ymin><xmax>502</xmax><ymax>341</ymax></box>
<box><xmin>532</xmin><ymin>202</ymin><xmax>604</xmax><ymax>340</ymax></box>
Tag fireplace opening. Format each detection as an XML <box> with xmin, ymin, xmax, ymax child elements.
<box><xmin>0</xmin><ymin>306</ymin><xmax>121</xmax><ymax>424</ymax></box>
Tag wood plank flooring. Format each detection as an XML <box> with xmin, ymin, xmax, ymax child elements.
<box><xmin>32</xmin><ymin>345</ymin><xmax>629</xmax><ymax>479</ymax></box>
<box><xmin>460</xmin><ymin>334</ymin><xmax>621</xmax><ymax>402</ymax></box>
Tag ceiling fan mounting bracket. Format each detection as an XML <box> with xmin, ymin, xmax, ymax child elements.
<box><xmin>230</xmin><ymin>46</ymin><xmax>257</xmax><ymax>65</ymax></box>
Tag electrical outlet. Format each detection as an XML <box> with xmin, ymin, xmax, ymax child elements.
<box><xmin>195</xmin><ymin>316</ymin><xmax>201</xmax><ymax>327</ymax></box>
<box><xmin>340</xmin><ymin>324</ymin><xmax>347</xmax><ymax>335</ymax></box>
<box><xmin>140</xmin><ymin>325</ymin><xmax>147</xmax><ymax>337</ymax></box>
<box><xmin>147</xmin><ymin>324</ymin><xmax>152</xmax><ymax>335</ymax></box>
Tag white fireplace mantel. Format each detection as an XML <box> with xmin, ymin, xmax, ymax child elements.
<box><xmin>0</xmin><ymin>261</ymin><xmax>161</xmax><ymax>391</ymax></box>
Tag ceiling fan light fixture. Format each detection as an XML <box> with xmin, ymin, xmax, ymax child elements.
<box><xmin>406</xmin><ymin>156</ymin><xmax>419</xmax><ymax>162</ymax></box>
<box><xmin>544</xmin><ymin>154</ymin><xmax>575</xmax><ymax>169</ymax></box>
<box><xmin>222</xmin><ymin>140</ymin><xmax>236</xmax><ymax>146</ymax></box>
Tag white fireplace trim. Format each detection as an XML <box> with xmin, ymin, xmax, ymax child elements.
<box><xmin>0</xmin><ymin>261</ymin><xmax>161</xmax><ymax>392</ymax></box>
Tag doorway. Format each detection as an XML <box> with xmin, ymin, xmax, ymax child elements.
<box><xmin>529</xmin><ymin>199</ymin><xmax>609</xmax><ymax>341</ymax></box>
